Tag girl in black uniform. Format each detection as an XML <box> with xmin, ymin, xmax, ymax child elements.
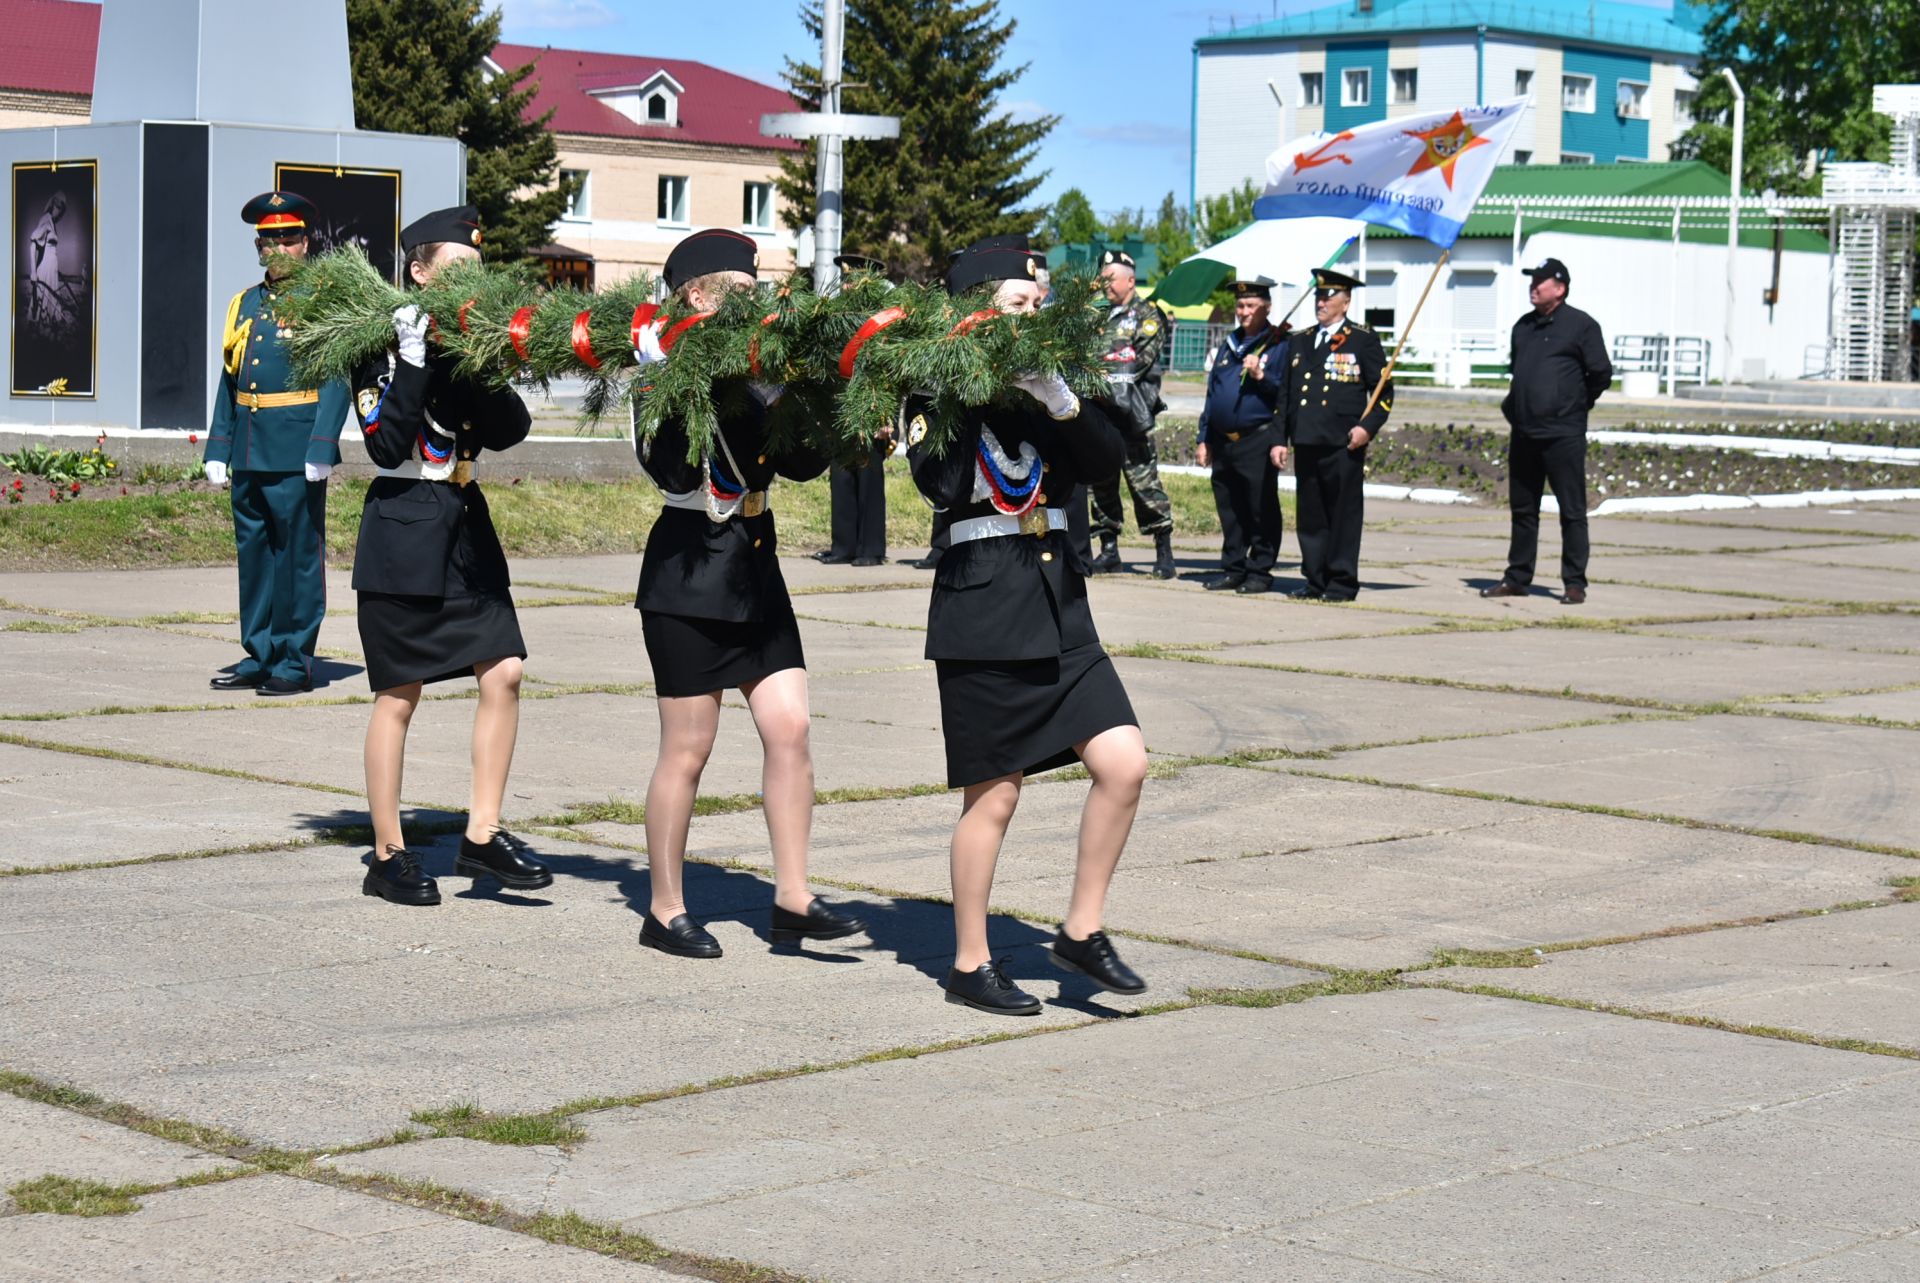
<box><xmin>350</xmin><ymin>206</ymin><xmax>552</xmax><ymax>907</ymax></box>
<box><xmin>630</xmin><ymin>229</ymin><xmax>866</xmax><ymax>959</ymax></box>
<box><xmin>906</xmin><ymin>236</ymin><xmax>1152</xmax><ymax>1015</ymax></box>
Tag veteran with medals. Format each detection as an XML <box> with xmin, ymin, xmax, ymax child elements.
<box><xmin>1277</xmin><ymin>268</ymin><xmax>1392</xmax><ymax>601</ymax></box>
<box><xmin>630</xmin><ymin>229</ymin><xmax>867</xmax><ymax>961</ymax></box>
<box><xmin>905</xmin><ymin>235</ymin><xmax>1151</xmax><ymax>1016</ymax></box>
<box><xmin>348</xmin><ymin>205</ymin><xmax>552</xmax><ymax>907</ymax></box>
<box><xmin>204</xmin><ymin>192</ymin><xmax>350</xmax><ymax>696</ymax></box>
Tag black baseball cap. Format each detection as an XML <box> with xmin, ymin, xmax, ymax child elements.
<box><xmin>1523</xmin><ymin>257</ymin><xmax>1571</xmax><ymax>286</ymax></box>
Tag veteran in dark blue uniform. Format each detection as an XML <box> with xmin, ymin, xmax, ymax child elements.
<box><xmin>1277</xmin><ymin>268</ymin><xmax>1392</xmax><ymax>601</ymax></box>
<box><xmin>1195</xmin><ymin>279</ymin><xmax>1289</xmax><ymax>594</ymax></box>
<box><xmin>204</xmin><ymin>192</ymin><xmax>349</xmax><ymax>695</ymax></box>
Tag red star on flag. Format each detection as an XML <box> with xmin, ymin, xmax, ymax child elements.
<box><xmin>1403</xmin><ymin>112</ymin><xmax>1490</xmax><ymax>189</ymax></box>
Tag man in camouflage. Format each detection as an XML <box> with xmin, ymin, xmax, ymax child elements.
<box><xmin>1089</xmin><ymin>249</ymin><xmax>1176</xmax><ymax>578</ymax></box>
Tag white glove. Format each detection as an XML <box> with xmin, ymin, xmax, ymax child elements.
<box><xmin>632</xmin><ymin>319</ymin><xmax>667</xmax><ymax>368</ymax></box>
<box><xmin>304</xmin><ymin>461</ymin><xmax>332</xmax><ymax>483</ymax></box>
<box><xmin>203</xmin><ymin>460</ymin><xmax>229</xmax><ymax>487</ymax></box>
<box><xmin>1014</xmin><ymin>372</ymin><xmax>1079</xmax><ymax>420</ymax></box>
<box><xmin>392</xmin><ymin>305</ymin><xmax>429</xmax><ymax>367</ymax></box>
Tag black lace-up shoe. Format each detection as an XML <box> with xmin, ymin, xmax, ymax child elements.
<box><xmin>944</xmin><ymin>959</ymin><xmax>1042</xmax><ymax>1015</ymax></box>
<box><xmin>770</xmin><ymin>897</ymin><xmax>867</xmax><ymax>943</ymax></box>
<box><xmin>640</xmin><ymin>912</ymin><xmax>723</xmax><ymax>958</ymax></box>
<box><xmin>454</xmin><ymin>828</ymin><xmax>554</xmax><ymax>889</ymax></box>
<box><xmin>1049</xmin><ymin>929</ymin><xmax>1147</xmax><ymax>994</ymax></box>
<box><xmin>363</xmin><ymin>847</ymin><xmax>441</xmax><ymax>906</ymax></box>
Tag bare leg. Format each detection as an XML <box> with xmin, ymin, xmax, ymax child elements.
<box><xmin>1063</xmin><ymin>725</ymin><xmax>1148</xmax><ymax>939</ymax></box>
<box><xmin>741</xmin><ymin>667</ymin><xmax>816</xmax><ymax>914</ymax></box>
<box><xmin>644</xmin><ymin>692</ymin><xmax>722</xmax><ymax>920</ymax></box>
<box><xmin>467</xmin><ymin>656</ymin><xmax>523</xmax><ymax>841</ymax></box>
<box><xmin>951</xmin><ymin>774</ymin><xmax>1022</xmax><ymax>970</ymax></box>
<box><xmin>365</xmin><ymin>682</ymin><xmax>423</xmax><ymax>857</ymax></box>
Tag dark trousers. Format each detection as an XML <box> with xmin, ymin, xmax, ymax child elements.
<box><xmin>1503</xmin><ymin>431</ymin><xmax>1589</xmax><ymax>590</ymax></box>
<box><xmin>230</xmin><ymin>470</ymin><xmax>328</xmax><ymax>682</ymax></box>
<box><xmin>828</xmin><ymin>442</ymin><xmax>889</xmax><ymax>561</ymax></box>
<box><xmin>1067</xmin><ymin>483</ymin><xmax>1092</xmax><ymax>564</ymax></box>
<box><xmin>1209</xmin><ymin>433</ymin><xmax>1281</xmax><ymax>581</ymax></box>
<box><xmin>928</xmin><ymin>507</ymin><xmax>952</xmax><ymax>556</ymax></box>
<box><xmin>1089</xmin><ymin>435</ymin><xmax>1174</xmax><ymax>537</ymax></box>
<box><xmin>1295</xmin><ymin>443</ymin><xmax>1367</xmax><ymax>600</ymax></box>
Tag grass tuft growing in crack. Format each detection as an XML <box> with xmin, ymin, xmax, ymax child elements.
<box><xmin>410</xmin><ymin>1102</ymin><xmax>588</xmax><ymax>1148</ymax></box>
<box><xmin>1188</xmin><ymin>969</ymin><xmax>1400</xmax><ymax>1008</ymax></box>
<box><xmin>8</xmin><ymin>1174</ymin><xmax>148</xmax><ymax>1216</ymax></box>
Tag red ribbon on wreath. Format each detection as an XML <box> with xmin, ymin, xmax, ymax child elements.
<box><xmin>629</xmin><ymin>303</ymin><xmax>662</xmax><ymax>352</ymax></box>
<box><xmin>457</xmin><ymin>298</ymin><xmax>477</xmax><ymax>333</ymax></box>
<box><xmin>946</xmin><ymin>308</ymin><xmax>998</xmax><ymax>338</ymax></box>
<box><xmin>746</xmin><ymin>312</ymin><xmax>779</xmax><ymax>377</ymax></box>
<box><xmin>838</xmin><ymin>306</ymin><xmax>908</xmax><ymax>378</ymax></box>
<box><xmin>660</xmin><ymin>311</ymin><xmax>713</xmax><ymax>353</ymax></box>
<box><xmin>570</xmin><ymin>310</ymin><xmax>600</xmax><ymax>370</ymax></box>
<box><xmin>508</xmin><ymin>306</ymin><xmax>536</xmax><ymax>362</ymax></box>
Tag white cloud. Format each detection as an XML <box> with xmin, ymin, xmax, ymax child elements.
<box><xmin>1077</xmin><ymin>121</ymin><xmax>1190</xmax><ymax>149</ymax></box>
<box><xmin>492</xmin><ymin>0</ymin><xmax>619</xmax><ymax>32</ymax></box>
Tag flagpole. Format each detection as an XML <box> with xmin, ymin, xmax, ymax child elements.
<box><xmin>1361</xmin><ymin>248</ymin><xmax>1448</xmax><ymax>423</ymax></box>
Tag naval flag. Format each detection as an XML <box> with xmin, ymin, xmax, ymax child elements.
<box><xmin>1254</xmin><ymin>98</ymin><xmax>1529</xmax><ymax>248</ymax></box>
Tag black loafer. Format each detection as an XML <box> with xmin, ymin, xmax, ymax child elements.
<box><xmin>1049</xmin><ymin>929</ymin><xmax>1147</xmax><ymax>995</ymax></box>
<box><xmin>944</xmin><ymin>959</ymin><xmax>1041</xmax><ymax>1015</ymax></box>
<box><xmin>1206</xmin><ymin>574</ymin><xmax>1246</xmax><ymax>592</ymax></box>
<box><xmin>363</xmin><ymin>847</ymin><xmax>441</xmax><ymax>906</ymax></box>
<box><xmin>770</xmin><ymin>897</ymin><xmax>867</xmax><ymax>943</ymax></box>
<box><xmin>813</xmin><ymin>550</ymin><xmax>853</xmax><ymax>564</ymax></box>
<box><xmin>912</xmin><ymin>550</ymin><xmax>941</xmax><ymax>569</ymax></box>
<box><xmin>454</xmin><ymin>828</ymin><xmax>554</xmax><ymax>889</ymax></box>
<box><xmin>210</xmin><ymin>670</ymin><xmax>267</xmax><ymax>690</ymax></box>
<box><xmin>640</xmin><ymin>912</ymin><xmax>722</xmax><ymax>958</ymax></box>
<box><xmin>257</xmin><ymin>675</ymin><xmax>312</xmax><ymax>696</ymax></box>
<box><xmin>1480</xmin><ymin>581</ymin><xmax>1527</xmax><ymax>599</ymax></box>
<box><xmin>1235</xmin><ymin>578</ymin><xmax>1272</xmax><ymax>595</ymax></box>
<box><xmin>851</xmin><ymin>556</ymin><xmax>885</xmax><ymax>567</ymax></box>
<box><xmin>1287</xmin><ymin>586</ymin><xmax>1324</xmax><ymax>600</ymax></box>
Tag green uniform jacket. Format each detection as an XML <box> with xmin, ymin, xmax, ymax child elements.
<box><xmin>204</xmin><ymin>280</ymin><xmax>348</xmax><ymax>473</ymax></box>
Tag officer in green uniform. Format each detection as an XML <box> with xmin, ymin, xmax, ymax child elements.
<box><xmin>1088</xmin><ymin>249</ymin><xmax>1176</xmax><ymax>579</ymax></box>
<box><xmin>204</xmin><ymin>192</ymin><xmax>350</xmax><ymax>695</ymax></box>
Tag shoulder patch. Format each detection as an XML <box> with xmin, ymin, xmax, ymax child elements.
<box><xmin>356</xmin><ymin>386</ymin><xmax>381</xmax><ymax>421</ymax></box>
<box><xmin>907</xmin><ymin>413</ymin><xmax>928</xmax><ymax>447</ymax></box>
<box><xmin>1140</xmin><ymin>317</ymin><xmax>1159</xmax><ymax>335</ymax></box>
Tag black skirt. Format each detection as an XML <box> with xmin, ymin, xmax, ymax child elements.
<box><xmin>357</xmin><ymin>590</ymin><xmax>526</xmax><ymax>691</ymax></box>
<box><xmin>641</xmin><ymin>601</ymin><xmax>806</xmax><ymax>697</ymax></box>
<box><xmin>935</xmin><ymin>641</ymin><xmax>1137</xmax><ymax>788</ymax></box>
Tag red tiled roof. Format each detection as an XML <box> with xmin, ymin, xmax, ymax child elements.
<box><xmin>492</xmin><ymin>43</ymin><xmax>801</xmax><ymax>151</ymax></box>
<box><xmin>0</xmin><ymin>0</ymin><xmax>98</xmax><ymax>96</ymax></box>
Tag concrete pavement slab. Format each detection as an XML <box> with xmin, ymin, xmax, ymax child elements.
<box><xmin>1212</xmin><ymin>627</ymin><xmax>1920</xmax><ymax>705</ymax></box>
<box><xmin>1330</xmin><ymin>563</ymin><xmax>1807</xmax><ymax>621</ymax></box>
<box><xmin>1057</xmin><ymin>1237</ymin><xmax>1464</xmax><ymax>1282</ymax></box>
<box><xmin>1419</xmin><ymin>902</ymin><xmax>1920</xmax><ymax>1052</ymax></box>
<box><xmin>0</xmin><ymin>625</ymin><xmax>365</xmax><ymax>715</ymax></box>
<box><xmin>0</xmin><ymin>565</ymin><xmax>349</xmax><ymax>621</ymax></box>
<box><xmin>1325</xmin><ymin>714</ymin><xmax>1920</xmax><ymax>849</ymax></box>
<box><xmin>1739</xmin><ymin>1236</ymin><xmax>1920</xmax><ymax>1283</ymax></box>
<box><xmin>1378</xmin><ymin>513</ymin><xmax>1887</xmax><ymax>551</ymax></box>
<box><xmin>1761</xmin><ymin>687</ymin><xmax>1920</xmax><ymax>723</ymax></box>
<box><xmin>1762</xmin><ymin>539</ymin><xmax>1920</xmax><ymax>573</ymax></box>
<box><xmin>0</xmin><ymin>1094</ymin><xmax>230</xmax><ymax>1190</ymax></box>
<box><xmin>1596</xmin><ymin>552</ymin><xmax>1920</xmax><ymax>605</ymax></box>
<box><xmin>1643</xmin><ymin>501</ymin><xmax>1920</xmax><ymax>537</ymax></box>
<box><xmin>1628</xmin><ymin>610</ymin><xmax>1920</xmax><ymax>655</ymax></box>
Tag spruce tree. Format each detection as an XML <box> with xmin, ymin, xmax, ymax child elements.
<box><xmin>344</xmin><ymin>0</ymin><xmax>573</xmax><ymax>261</ymax></box>
<box><xmin>775</xmin><ymin>0</ymin><xmax>1058</xmax><ymax>281</ymax></box>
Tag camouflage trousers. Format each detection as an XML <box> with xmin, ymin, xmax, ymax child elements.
<box><xmin>1089</xmin><ymin>433</ymin><xmax>1174</xmax><ymax>537</ymax></box>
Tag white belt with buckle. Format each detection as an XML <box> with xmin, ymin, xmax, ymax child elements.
<box><xmin>661</xmin><ymin>488</ymin><xmax>770</xmax><ymax>518</ymax></box>
<box><xmin>950</xmin><ymin>509</ymin><xmax>1066</xmax><ymax>544</ymax></box>
<box><xmin>376</xmin><ymin>457</ymin><xmax>472</xmax><ymax>486</ymax></box>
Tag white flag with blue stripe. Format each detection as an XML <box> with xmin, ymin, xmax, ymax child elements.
<box><xmin>1254</xmin><ymin>98</ymin><xmax>1529</xmax><ymax>248</ymax></box>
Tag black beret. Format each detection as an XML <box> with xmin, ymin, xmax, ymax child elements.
<box><xmin>401</xmin><ymin>205</ymin><xmax>483</xmax><ymax>253</ymax></box>
<box><xmin>1312</xmin><ymin>267</ymin><xmax>1361</xmax><ymax>293</ymax></box>
<box><xmin>240</xmin><ymin>191</ymin><xmax>317</xmax><ymax>232</ymax></box>
<box><xmin>946</xmin><ymin>234</ymin><xmax>1042</xmax><ymax>294</ymax></box>
<box><xmin>665</xmin><ymin>228</ymin><xmax>759</xmax><ymax>290</ymax></box>
<box><xmin>1098</xmin><ymin>248</ymin><xmax>1136</xmax><ymax>270</ymax></box>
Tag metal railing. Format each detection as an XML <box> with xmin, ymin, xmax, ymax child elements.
<box><xmin>1611</xmin><ymin>334</ymin><xmax>1711</xmax><ymax>390</ymax></box>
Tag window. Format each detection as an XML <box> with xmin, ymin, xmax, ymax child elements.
<box><xmin>742</xmin><ymin>181</ymin><xmax>774</xmax><ymax>231</ymax></box>
<box><xmin>1562</xmin><ymin>73</ymin><xmax>1594</xmax><ymax>113</ymax></box>
<box><xmin>559</xmin><ymin>168</ymin><xmax>590</xmax><ymax>221</ymax></box>
<box><xmin>1343</xmin><ymin>67</ymin><xmax>1371</xmax><ymax>107</ymax></box>
<box><xmin>1616</xmin><ymin>79</ymin><xmax>1649</xmax><ymax>119</ymax></box>
<box><xmin>657</xmin><ymin>175</ymin><xmax>689</xmax><ymax>225</ymax></box>
<box><xmin>1391</xmin><ymin>68</ymin><xmax>1418</xmax><ymax>104</ymax></box>
<box><xmin>1674</xmin><ymin>88</ymin><xmax>1696</xmax><ymax>127</ymax></box>
<box><xmin>1561</xmin><ymin>150</ymin><xmax>1594</xmax><ymax>164</ymax></box>
<box><xmin>1513</xmin><ymin>149</ymin><xmax>1532</xmax><ymax>165</ymax></box>
<box><xmin>1299</xmin><ymin>71</ymin><xmax>1323</xmax><ymax>107</ymax></box>
<box><xmin>646</xmin><ymin>92</ymin><xmax>669</xmax><ymax>122</ymax></box>
<box><xmin>1514</xmin><ymin>68</ymin><xmax>1533</xmax><ymax>96</ymax></box>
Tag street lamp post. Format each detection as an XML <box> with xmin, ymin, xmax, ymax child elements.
<box><xmin>1720</xmin><ymin>67</ymin><xmax>1745</xmax><ymax>384</ymax></box>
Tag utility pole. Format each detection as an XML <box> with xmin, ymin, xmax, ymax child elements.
<box><xmin>761</xmin><ymin>0</ymin><xmax>899</xmax><ymax>293</ymax></box>
<box><xmin>1720</xmin><ymin>67</ymin><xmax>1746</xmax><ymax>384</ymax></box>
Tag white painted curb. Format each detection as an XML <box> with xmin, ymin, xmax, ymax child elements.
<box><xmin>1588</xmin><ymin>429</ymin><xmax>1920</xmax><ymax>465</ymax></box>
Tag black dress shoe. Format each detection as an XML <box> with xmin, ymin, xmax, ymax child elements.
<box><xmin>1480</xmin><ymin>581</ymin><xmax>1527</xmax><ymax>599</ymax></box>
<box><xmin>363</xmin><ymin>847</ymin><xmax>441</xmax><ymax>906</ymax></box>
<box><xmin>771</xmin><ymin>897</ymin><xmax>867</xmax><ymax>942</ymax></box>
<box><xmin>912</xmin><ymin>550</ymin><xmax>941</xmax><ymax>569</ymax></box>
<box><xmin>1049</xmin><ymin>929</ymin><xmax>1147</xmax><ymax>994</ymax></box>
<box><xmin>210</xmin><ymin>670</ymin><xmax>267</xmax><ymax>690</ymax></box>
<box><xmin>1287</xmin><ymin>586</ymin><xmax>1324</xmax><ymax>600</ymax></box>
<box><xmin>1235</xmin><ymin>577</ymin><xmax>1272</xmax><ymax>595</ymax></box>
<box><xmin>454</xmin><ymin>828</ymin><xmax>554</xmax><ymax>889</ymax></box>
<box><xmin>851</xmin><ymin>556</ymin><xmax>885</xmax><ymax>567</ymax></box>
<box><xmin>813</xmin><ymin>550</ymin><xmax>853</xmax><ymax>564</ymax></box>
<box><xmin>944</xmin><ymin>959</ymin><xmax>1041</xmax><ymax>1015</ymax></box>
<box><xmin>257</xmin><ymin>675</ymin><xmax>312</xmax><ymax>696</ymax></box>
<box><xmin>1561</xmin><ymin>586</ymin><xmax>1587</xmax><ymax>605</ymax></box>
<box><xmin>1206</xmin><ymin>573</ymin><xmax>1246</xmax><ymax>592</ymax></box>
<box><xmin>640</xmin><ymin>912</ymin><xmax>722</xmax><ymax>958</ymax></box>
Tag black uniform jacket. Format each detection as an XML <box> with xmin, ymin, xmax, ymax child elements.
<box><xmin>349</xmin><ymin>351</ymin><xmax>530</xmax><ymax>597</ymax></box>
<box><xmin>635</xmin><ymin>380</ymin><xmax>829</xmax><ymax>623</ymax></box>
<box><xmin>906</xmin><ymin>394</ymin><xmax>1126</xmax><ymax>663</ymax></box>
<box><xmin>1282</xmin><ymin>321</ymin><xmax>1393</xmax><ymax>448</ymax></box>
<box><xmin>1197</xmin><ymin>324</ymin><xmax>1285</xmax><ymax>446</ymax></box>
<box><xmin>1501</xmin><ymin>303</ymin><xmax>1612</xmax><ymax>438</ymax></box>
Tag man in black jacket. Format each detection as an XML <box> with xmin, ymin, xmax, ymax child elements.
<box><xmin>1196</xmin><ymin>280</ymin><xmax>1288</xmax><ymax>593</ymax></box>
<box><xmin>1483</xmin><ymin>257</ymin><xmax>1613</xmax><ymax>605</ymax></box>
